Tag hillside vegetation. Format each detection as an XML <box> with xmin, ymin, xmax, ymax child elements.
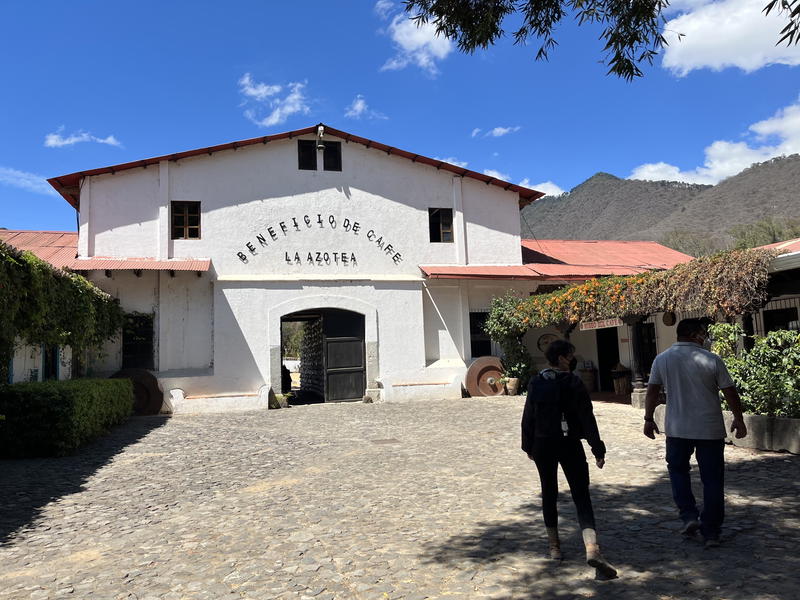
<box><xmin>521</xmin><ymin>154</ymin><xmax>800</xmax><ymax>255</ymax></box>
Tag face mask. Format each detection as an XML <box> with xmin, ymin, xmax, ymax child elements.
<box><xmin>569</xmin><ymin>357</ymin><xmax>578</xmax><ymax>372</ymax></box>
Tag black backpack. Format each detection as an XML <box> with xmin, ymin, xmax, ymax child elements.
<box><xmin>521</xmin><ymin>371</ymin><xmax>572</xmax><ymax>452</ymax></box>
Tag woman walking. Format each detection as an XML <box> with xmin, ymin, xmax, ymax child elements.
<box><xmin>521</xmin><ymin>339</ymin><xmax>617</xmax><ymax>579</ymax></box>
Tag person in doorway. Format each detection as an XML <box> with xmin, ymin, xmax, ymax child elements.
<box><xmin>521</xmin><ymin>339</ymin><xmax>617</xmax><ymax>579</ymax></box>
<box><xmin>643</xmin><ymin>318</ymin><xmax>747</xmax><ymax>548</ymax></box>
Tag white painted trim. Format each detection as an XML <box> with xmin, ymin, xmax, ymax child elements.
<box><xmin>158</xmin><ymin>161</ymin><xmax>170</xmax><ymax>260</ymax></box>
<box><xmin>217</xmin><ymin>274</ymin><xmax>424</xmax><ymax>282</ymax></box>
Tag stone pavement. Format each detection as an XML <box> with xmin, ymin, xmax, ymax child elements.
<box><xmin>1</xmin><ymin>398</ymin><xmax>799</xmax><ymax>600</ymax></box>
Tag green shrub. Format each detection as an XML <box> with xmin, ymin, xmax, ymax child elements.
<box><xmin>0</xmin><ymin>378</ymin><xmax>134</xmax><ymax>457</ymax></box>
<box><xmin>709</xmin><ymin>323</ymin><xmax>800</xmax><ymax>418</ymax></box>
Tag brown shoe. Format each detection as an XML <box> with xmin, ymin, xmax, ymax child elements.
<box><xmin>586</xmin><ymin>544</ymin><xmax>618</xmax><ymax>580</ymax></box>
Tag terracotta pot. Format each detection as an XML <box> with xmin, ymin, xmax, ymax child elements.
<box><xmin>505</xmin><ymin>377</ymin><xmax>520</xmax><ymax>396</ymax></box>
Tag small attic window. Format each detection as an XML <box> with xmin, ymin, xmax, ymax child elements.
<box><xmin>298</xmin><ymin>140</ymin><xmax>317</xmax><ymax>170</ymax></box>
<box><xmin>323</xmin><ymin>142</ymin><xmax>342</xmax><ymax>171</ymax></box>
<box><xmin>298</xmin><ymin>139</ymin><xmax>342</xmax><ymax>171</ymax></box>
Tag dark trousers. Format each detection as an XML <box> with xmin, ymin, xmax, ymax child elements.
<box><xmin>531</xmin><ymin>437</ymin><xmax>596</xmax><ymax>530</ymax></box>
<box><xmin>665</xmin><ymin>437</ymin><xmax>725</xmax><ymax>539</ymax></box>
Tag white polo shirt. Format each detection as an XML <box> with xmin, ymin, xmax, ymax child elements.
<box><xmin>648</xmin><ymin>342</ymin><xmax>735</xmax><ymax>440</ymax></box>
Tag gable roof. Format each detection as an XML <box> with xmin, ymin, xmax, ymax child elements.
<box><xmin>0</xmin><ymin>230</ymin><xmax>210</xmax><ymax>272</ymax></box>
<box><xmin>421</xmin><ymin>239</ymin><xmax>693</xmax><ymax>280</ymax></box>
<box><xmin>48</xmin><ymin>123</ymin><xmax>545</xmax><ymax>210</ymax></box>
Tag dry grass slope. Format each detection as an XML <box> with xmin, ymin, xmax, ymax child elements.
<box><xmin>521</xmin><ymin>155</ymin><xmax>800</xmax><ymax>249</ymax></box>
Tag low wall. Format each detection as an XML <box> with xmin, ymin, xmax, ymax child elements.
<box><xmin>653</xmin><ymin>405</ymin><xmax>800</xmax><ymax>454</ymax></box>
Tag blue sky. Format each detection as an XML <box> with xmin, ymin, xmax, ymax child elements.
<box><xmin>2</xmin><ymin>0</ymin><xmax>799</xmax><ymax>232</ymax></box>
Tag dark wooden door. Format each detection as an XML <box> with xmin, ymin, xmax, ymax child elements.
<box><xmin>595</xmin><ymin>327</ymin><xmax>620</xmax><ymax>392</ymax></box>
<box><xmin>122</xmin><ymin>313</ymin><xmax>154</xmax><ymax>370</ymax></box>
<box><xmin>322</xmin><ymin>309</ymin><xmax>365</xmax><ymax>402</ymax></box>
<box><xmin>641</xmin><ymin>322</ymin><xmax>658</xmax><ymax>376</ymax></box>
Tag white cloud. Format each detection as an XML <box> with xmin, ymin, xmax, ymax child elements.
<box><xmin>374</xmin><ymin>0</ymin><xmax>394</xmax><ymax>20</ymax></box>
<box><xmin>662</xmin><ymin>0</ymin><xmax>800</xmax><ymax>75</ymax></box>
<box><xmin>486</xmin><ymin>126</ymin><xmax>521</xmax><ymax>137</ymax></box>
<box><xmin>434</xmin><ymin>156</ymin><xmax>469</xmax><ymax>168</ymax></box>
<box><xmin>239</xmin><ymin>74</ymin><xmax>310</xmax><ymax>128</ymax></box>
<box><xmin>0</xmin><ymin>166</ymin><xmax>58</xmax><ymax>196</ymax></box>
<box><xmin>344</xmin><ymin>94</ymin><xmax>387</xmax><ymax>120</ymax></box>
<box><xmin>519</xmin><ymin>179</ymin><xmax>565</xmax><ymax>196</ymax></box>
<box><xmin>483</xmin><ymin>168</ymin><xmax>511</xmax><ymax>181</ymax></box>
<box><xmin>44</xmin><ymin>127</ymin><xmax>122</xmax><ymax>148</ymax></box>
<box><xmin>630</xmin><ymin>97</ymin><xmax>800</xmax><ymax>184</ymax></box>
<box><xmin>381</xmin><ymin>14</ymin><xmax>453</xmax><ymax>76</ymax></box>
<box><xmin>471</xmin><ymin>128</ymin><xmax>481</xmax><ymax>138</ymax></box>
<box><xmin>238</xmin><ymin>73</ymin><xmax>282</xmax><ymax>101</ymax></box>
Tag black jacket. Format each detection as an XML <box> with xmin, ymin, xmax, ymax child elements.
<box><xmin>521</xmin><ymin>368</ymin><xmax>606</xmax><ymax>459</ymax></box>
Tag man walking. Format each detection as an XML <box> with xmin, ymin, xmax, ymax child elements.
<box><xmin>643</xmin><ymin>318</ymin><xmax>747</xmax><ymax>547</ymax></box>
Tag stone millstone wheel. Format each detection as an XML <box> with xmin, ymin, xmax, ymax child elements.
<box><xmin>110</xmin><ymin>369</ymin><xmax>163</xmax><ymax>415</ymax></box>
<box><xmin>465</xmin><ymin>356</ymin><xmax>505</xmax><ymax>397</ymax></box>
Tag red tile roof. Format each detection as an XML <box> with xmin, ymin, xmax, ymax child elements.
<box><xmin>0</xmin><ymin>230</ymin><xmax>78</xmax><ymax>269</ymax></box>
<box><xmin>0</xmin><ymin>230</ymin><xmax>210</xmax><ymax>272</ymax></box>
<box><xmin>48</xmin><ymin>123</ymin><xmax>545</xmax><ymax>211</ymax></box>
<box><xmin>759</xmin><ymin>237</ymin><xmax>800</xmax><ymax>254</ymax></box>
<box><xmin>422</xmin><ymin>239</ymin><xmax>693</xmax><ymax>281</ymax></box>
<box><xmin>521</xmin><ymin>239</ymin><xmax>693</xmax><ymax>271</ymax></box>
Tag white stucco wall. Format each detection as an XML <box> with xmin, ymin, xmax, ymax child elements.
<box><xmin>9</xmin><ymin>343</ymin><xmax>72</xmax><ymax>383</ymax></box>
<box><xmin>79</xmin><ymin>136</ymin><xmax>524</xmax><ymax>274</ymax></box>
<box><xmin>84</xmin><ymin>168</ymin><xmax>161</xmax><ymax>257</ymax></box>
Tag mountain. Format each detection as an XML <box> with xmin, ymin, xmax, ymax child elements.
<box><xmin>521</xmin><ymin>154</ymin><xmax>800</xmax><ymax>251</ymax></box>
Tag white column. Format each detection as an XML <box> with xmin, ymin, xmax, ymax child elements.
<box><xmin>157</xmin><ymin>161</ymin><xmax>170</xmax><ymax>259</ymax></box>
<box><xmin>457</xmin><ymin>281</ymin><xmax>472</xmax><ymax>361</ymax></box>
<box><xmin>78</xmin><ymin>177</ymin><xmax>91</xmax><ymax>257</ymax></box>
<box><xmin>452</xmin><ymin>176</ymin><xmax>467</xmax><ymax>265</ymax></box>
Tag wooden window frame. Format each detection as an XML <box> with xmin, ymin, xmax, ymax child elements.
<box><xmin>428</xmin><ymin>208</ymin><xmax>454</xmax><ymax>243</ymax></box>
<box><xmin>171</xmin><ymin>201</ymin><xmax>201</xmax><ymax>240</ymax></box>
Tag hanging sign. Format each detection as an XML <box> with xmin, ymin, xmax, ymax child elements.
<box><xmin>579</xmin><ymin>318</ymin><xmax>624</xmax><ymax>331</ymax></box>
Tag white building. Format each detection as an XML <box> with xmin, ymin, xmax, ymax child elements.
<box><xmin>41</xmin><ymin>124</ymin><xmax>548</xmax><ymax>411</ymax></box>
<box><xmin>6</xmin><ymin>124</ymin><xmax>697</xmax><ymax>412</ymax></box>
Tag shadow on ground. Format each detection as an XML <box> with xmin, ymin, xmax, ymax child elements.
<box><xmin>420</xmin><ymin>451</ymin><xmax>800</xmax><ymax>600</ymax></box>
<box><xmin>0</xmin><ymin>416</ymin><xmax>168</xmax><ymax>546</ymax></box>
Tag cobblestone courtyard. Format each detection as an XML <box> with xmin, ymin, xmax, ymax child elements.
<box><xmin>2</xmin><ymin>398</ymin><xmax>798</xmax><ymax>600</ymax></box>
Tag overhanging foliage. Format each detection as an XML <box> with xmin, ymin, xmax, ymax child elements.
<box><xmin>485</xmin><ymin>249</ymin><xmax>777</xmax><ymax>376</ymax></box>
<box><xmin>0</xmin><ymin>240</ymin><xmax>124</xmax><ymax>381</ymax></box>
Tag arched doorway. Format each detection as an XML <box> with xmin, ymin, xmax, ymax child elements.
<box><xmin>281</xmin><ymin>308</ymin><xmax>366</xmax><ymax>403</ymax></box>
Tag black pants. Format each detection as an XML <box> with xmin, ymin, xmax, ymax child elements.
<box><xmin>531</xmin><ymin>437</ymin><xmax>596</xmax><ymax>530</ymax></box>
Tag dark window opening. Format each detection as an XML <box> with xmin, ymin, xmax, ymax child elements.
<box><xmin>43</xmin><ymin>346</ymin><xmax>59</xmax><ymax>381</ymax></box>
<box><xmin>323</xmin><ymin>141</ymin><xmax>342</xmax><ymax>171</ymax></box>
<box><xmin>763</xmin><ymin>307</ymin><xmax>798</xmax><ymax>333</ymax></box>
<box><xmin>298</xmin><ymin>140</ymin><xmax>317</xmax><ymax>170</ymax></box>
<box><xmin>122</xmin><ymin>313</ymin><xmax>154</xmax><ymax>370</ymax></box>
<box><xmin>171</xmin><ymin>201</ymin><xmax>201</xmax><ymax>240</ymax></box>
<box><xmin>429</xmin><ymin>208</ymin><xmax>454</xmax><ymax>243</ymax></box>
<box><xmin>470</xmin><ymin>312</ymin><xmax>492</xmax><ymax>358</ymax></box>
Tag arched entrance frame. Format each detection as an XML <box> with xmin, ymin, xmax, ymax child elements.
<box><xmin>267</xmin><ymin>295</ymin><xmax>379</xmax><ymax>398</ymax></box>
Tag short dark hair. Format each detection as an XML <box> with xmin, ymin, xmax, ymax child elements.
<box><xmin>545</xmin><ymin>339</ymin><xmax>575</xmax><ymax>366</ymax></box>
<box><xmin>676</xmin><ymin>318</ymin><xmax>707</xmax><ymax>338</ymax></box>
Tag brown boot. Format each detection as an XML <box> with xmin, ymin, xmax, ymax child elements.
<box><xmin>582</xmin><ymin>528</ymin><xmax>617</xmax><ymax>580</ymax></box>
<box><xmin>546</xmin><ymin>526</ymin><xmax>562</xmax><ymax>560</ymax></box>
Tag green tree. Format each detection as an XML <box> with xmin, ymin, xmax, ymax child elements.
<box><xmin>728</xmin><ymin>216</ymin><xmax>800</xmax><ymax>249</ymax></box>
<box><xmin>660</xmin><ymin>229</ymin><xmax>722</xmax><ymax>257</ymax></box>
<box><xmin>405</xmin><ymin>0</ymin><xmax>800</xmax><ymax>80</ymax></box>
<box><xmin>281</xmin><ymin>321</ymin><xmax>304</xmax><ymax>359</ymax></box>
